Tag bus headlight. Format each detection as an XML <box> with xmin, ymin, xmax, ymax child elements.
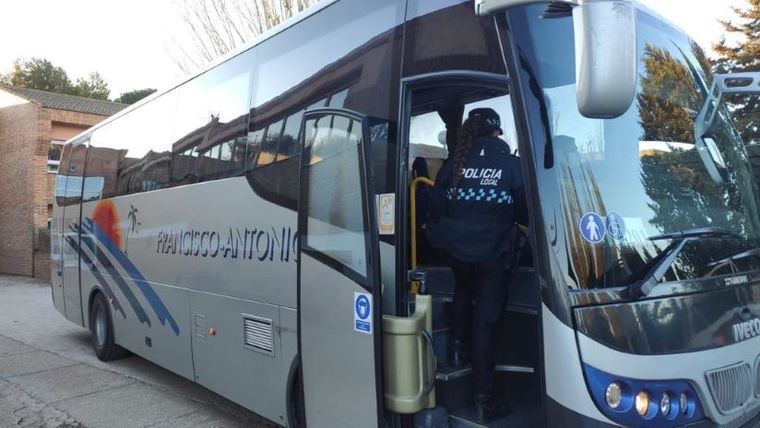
<box><xmin>635</xmin><ymin>390</ymin><xmax>650</xmax><ymax>416</ymax></box>
<box><xmin>605</xmin><ymin>382</ymin><xmax>622</xmax><ymax>409</ymax></box>
<box><xmin>660</xmin><ymin>392</ymin><xmax>671</xmax><ymax>415</ymax></box>
<box><xmin>583</xmin><ymin>364</ymin><xmax>704</xmax><ymax>427</ymax></box>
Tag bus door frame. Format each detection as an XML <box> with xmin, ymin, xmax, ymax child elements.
<box><xmin>394</xmin><ymin>70</ymin><xmax>512</xmax><ymax>315</ymax></box>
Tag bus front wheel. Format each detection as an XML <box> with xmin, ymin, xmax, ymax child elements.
<box><xmin>89</xmin><ymin>292</ymin><xmax>129</xmax><ymax>361</ymax></box>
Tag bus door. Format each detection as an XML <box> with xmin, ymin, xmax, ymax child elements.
<box><xmin>297</xmin><ymin>109</ymin><xmax>384</xmax><ymax>427</ymax></box>
<box><xmin>61</xmin><ymin>141</ymin><xmax>87</xmax><ymax>326</ymax></box>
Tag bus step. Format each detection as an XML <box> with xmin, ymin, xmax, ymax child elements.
<box><xmin>421</xmin><ymin>266</ymin><xmax>456</xmax><ymax>295</ymax></box>
<box><xmin>448</xmin><ymin>400</ymin><xmax>541</xmax><ymax>428</ymax></box>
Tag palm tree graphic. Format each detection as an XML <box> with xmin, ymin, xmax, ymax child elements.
<box><xmin>126</xmin><ymin>205</ymin><xmax>139</xmax><ymax>254</ymax></box>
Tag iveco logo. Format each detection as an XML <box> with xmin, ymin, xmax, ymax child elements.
<box><xmin>732</xmin><ymin>317</ymin><xmax>760</xmax><ymax>342</ymax></box>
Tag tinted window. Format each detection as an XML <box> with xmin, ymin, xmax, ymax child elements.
<box><xmin>88</xmin><ymin>91</ymin><xmax>179</xmax><ymax>197</ymax></box>
<box><xmin>172</xmin><ymin>50</ymin><xmax>253</xmax><ymax>183</ymax></box>
<box><xmin>54</xmin><ymin>143</ymin><xmax>72</xmax><ymax>206</ymax></box>
<box><xmin>328</xmin><ymin>89</ymin><xmax>348</xmax><ymax>108</ymax></box>
<box><xmin>257</xmin><ymin>119</ymin><xmax>283</xmax><ymax>167</ymax></box>
<box><xmin>245</xmin><ymin>127</ymin><xmax>266</xmax><ymax>170</ymax></box>
<box><xmin>277</xmin><ymin>110</ymin><xmax>304</xmax><ymax>161</ymax></box>
<box><xmin>55</xmin><ymin>142</ymin><xmax>88</xmax><ymax>206</ymax></box>
<box><xmin>303</xmin><ymin>113</ymin><xmax>367</xmax><ymax>276</ymax></box>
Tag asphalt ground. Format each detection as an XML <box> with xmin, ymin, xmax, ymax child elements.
<box><xmin>0</xmin><ymin>274</ymin><xmax>275</xmax><ymax>428</ymax></box>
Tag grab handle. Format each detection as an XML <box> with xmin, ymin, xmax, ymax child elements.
<box><xmin>419</xmin><ymin>329</ymin><xmax>437</xmax><ymax>396</ymax></box>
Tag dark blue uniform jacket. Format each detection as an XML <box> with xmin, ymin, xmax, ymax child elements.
<box><xmin>428</xmin><ymin>136</ymin><xmax>526</xmax><ymax>263</ymax></box>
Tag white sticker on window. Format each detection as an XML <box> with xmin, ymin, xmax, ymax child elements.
<box><xmin>376</xmin><ymin>193</ymin><xmax>395</xmax><ymax>235</ymax></box>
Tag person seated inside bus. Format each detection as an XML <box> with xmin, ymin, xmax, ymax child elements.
<box><xmin>426</xmin><ymin>108</ymin><xmax>527</xmax><ymax>423</ymax></box>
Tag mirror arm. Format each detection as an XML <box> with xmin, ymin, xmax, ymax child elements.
<box><xmin>693</xmin><ymin>80</ymin><xmax>725</xmax><ymax>184</ymax></box>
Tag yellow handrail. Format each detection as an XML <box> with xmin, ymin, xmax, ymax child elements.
<box><xmin>410</xmin><ymin>176</ymin><xmax>435</xmax><ymax>293</ymax></box>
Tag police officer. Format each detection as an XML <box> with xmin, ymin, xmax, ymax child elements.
<box><xmin>428</xmin><ymin>108</ymin><xmax>526</xmax><ymax>423</ymax></box>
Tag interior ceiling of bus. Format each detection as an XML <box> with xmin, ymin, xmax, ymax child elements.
<box><xmin>411</xmin><ymin>85</ymin><xmax>508</xmax><ymax>115</ymax></box>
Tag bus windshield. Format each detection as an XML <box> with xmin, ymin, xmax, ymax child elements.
<box><xmin>509</xmin><ymin>5</ymin><xmax>760</xmax><ymax>291</ymax></box>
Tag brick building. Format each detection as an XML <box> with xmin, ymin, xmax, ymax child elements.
<box><xmin>0</xmin><ymin>85</ymin><xmax>126</xmax><ymax>280</ymax></box>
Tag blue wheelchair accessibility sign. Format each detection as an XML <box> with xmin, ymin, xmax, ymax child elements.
<box><xmin>606</xmin><ymin>212</ymin><xmax>626</xmax><ymax>241</ymax></box>
<box><xmin>354</xmin><ymin>292</ymin><xmax>372</xmax><ymax>334</ymax></box>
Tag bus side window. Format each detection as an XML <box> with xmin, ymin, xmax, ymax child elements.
<box><xmin>55</xmin><ymin>144</ymin><xmax>72</xmax><ymax>207</ymax></box>
<box><xmin>171</xmin><ymin>48</ymin><xmax>253</xmax><ymax>186</ymax></box>
<box><xmin>61</xmin><ymin>142</ymin><xmax>87</xmax><ymax>206</ymax></box>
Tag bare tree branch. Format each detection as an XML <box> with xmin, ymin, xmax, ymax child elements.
<box><xmin>168</xmin><ymin>0</ymin><xmax>319</xmax><ymax>75</ymax></box>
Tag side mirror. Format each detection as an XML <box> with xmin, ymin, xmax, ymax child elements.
<box><xmin>474</xmin><ymin>0</ymin><xmax>638</xmax><ymax>119</ymax></box>
<box><xmin>573</xmin><ymin>0</ymin><xmax>637</xmax><ymax>118</ymax></box>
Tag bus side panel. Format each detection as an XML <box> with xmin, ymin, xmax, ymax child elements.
<box><xmin>77</xmin><ymin>196</ymin><xmax>196</xmax><ymax>381</ymax></box>
<box><xmin>188</xmin><ymin>292</ymin><xmax>290</xmax><ymax>424</ymax></box>
<box><xmin>110</xmin><ymin>282</ymin><xmax>194</xmax><ymax>381</ymax></box>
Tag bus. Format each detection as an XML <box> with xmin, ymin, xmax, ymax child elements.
<box><xmin>50</xmin><ymin>0</ymin><xmax>760</xmax><ymax>426</ymax></box>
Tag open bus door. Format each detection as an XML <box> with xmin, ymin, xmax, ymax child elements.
<box><xmin>297</xmin><ymin>108</ymin><xmax>384</xmax><ymax>427</ymax></box>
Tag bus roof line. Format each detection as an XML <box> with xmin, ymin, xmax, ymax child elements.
<box><xmin>67</xmin><ymin>0</ymin><xmax>340</xmax><ymax>145</ymax></box>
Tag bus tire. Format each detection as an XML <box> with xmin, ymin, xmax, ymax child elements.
<box><xmin>287</xmin><ymin>359</ymin><xmax>305</xmax><ymax>428</ymax></box>
<box><xmin>89</xmin><ymin>292</ymin><xmax>129</xmax><ymax>361</ymax></box>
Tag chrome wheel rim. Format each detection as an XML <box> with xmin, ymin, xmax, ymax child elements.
<box><xmin>94</xmin><ymin>305</ymin><xmax>106</xmax><ymax>348</ymax></box>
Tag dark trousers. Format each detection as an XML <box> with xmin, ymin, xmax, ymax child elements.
<box><xmin>449</xmin><ymin>257</ymin><xmax>509</xmax><ymax>396</ymax></box>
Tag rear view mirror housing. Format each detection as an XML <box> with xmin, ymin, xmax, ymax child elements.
<box><xmin>475</xmin><ymin>0</ymin><xmax>638</xmax><ymax>119</ymax></box>
<box><xmin>573</xmin><ymin>0</ymin><xmax>637</xmax><ymax>118</ymax></box>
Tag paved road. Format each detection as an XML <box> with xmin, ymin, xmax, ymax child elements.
<box><xmin>0</xmin><ymin>275</ymin><xmax>275</xmax><ymax>428</ymax></box>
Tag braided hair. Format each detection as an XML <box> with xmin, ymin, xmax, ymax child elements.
<box><xmin>448</xmin><ymin>118</ymin><xmax>474</xmax><ymax>197</ymax></box>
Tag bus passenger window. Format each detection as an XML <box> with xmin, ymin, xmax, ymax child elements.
<box><xmin>257</xmin><ymin>120</ymin><xmax>283</xmax><ymax>167</ymax></box>
<box><xmin>245</xmin><ymin>127</ymin><xmax>265</xmax><ymax>170</ymax></box>
<box><xmin>276</xmin><ymin>110</ymin><xmax>304</xmax><ymax>161</ymax></box>
<box><xmin>327</xmin><ymin>89</ymin><xmax>348</xmax><ymax>108</ymax></box>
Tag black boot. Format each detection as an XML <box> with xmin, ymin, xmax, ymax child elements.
<box><xmin>447</xmin><ymin>338</ymin><xmax>470</xmax><ymax>368</ymax></box>
<box><xmin>473</xmin><ymin>394</ymin><xmax>510</xmax><ymax>424</ymax></box>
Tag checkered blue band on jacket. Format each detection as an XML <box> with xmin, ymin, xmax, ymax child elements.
<box><xmin>447</xmin><ymin>187</ymin><xmax>513</xmax><ymax>204</ymax></box>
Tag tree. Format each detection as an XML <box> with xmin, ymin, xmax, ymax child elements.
<box><xmin>170</xmin><ymin>0</ymin><xmax>319</xmax><ymax>73</ymax></box>
<box><xmin>115</xmin><ymin>88</ymin><xmax>157</xmax><ymax>104</ymax></box>
<box><xmin>713</xmin><ymin>0</ymin><xmax>760</xmax><ymax>144</ymax></box>
<box><xmin>72</xmin><ymin>72</ymin><xmax>110</xmax><ymax>100</ymax></box>
<box><xmin>1</xmin><ymin>58</ymin><xmax>72</xmax><ymax>93</ymax></box>
<box><xmin>0</xmin><ymin>58</ymin><xmax>111</xmax><ymax>100</ymax></box>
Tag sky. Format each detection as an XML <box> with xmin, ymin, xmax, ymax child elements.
<box><xmin>0</xmin><ymin>0</ymin><xmax>750</xmax><ymax>99</ymax></box>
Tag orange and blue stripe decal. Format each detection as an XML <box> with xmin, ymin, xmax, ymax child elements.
<box><xmin>82</xmin><ymin>218</ymin><xmax>180</xmax><ymax>335</ymax></box>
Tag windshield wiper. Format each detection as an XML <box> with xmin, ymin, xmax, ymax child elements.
<box><xmin>625</xmin><ymin>227</ymin><xmax>743</xmax><ymax>298</ymax></box>
<box><xmin>647</xmin><ymin>226</ymin><xmax>742</xmax><ymax>241</ymax></box>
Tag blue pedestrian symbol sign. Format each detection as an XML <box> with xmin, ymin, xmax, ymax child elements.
<box><xmin>606</xmin><ymin>212</ymin><xmax>626</xmax><ymax>241</ymax></box>
<box><xmin>354</xmin><ymin>292</ymin><xmax>372</xmax><ymax>334</ymax></box>
<box><xmin>580</xmin><ymin>212</ymin><xmax>605</xmax><ymax>244</ymax></box>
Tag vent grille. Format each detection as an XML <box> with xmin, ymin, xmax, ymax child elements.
<box><xmin>706</xmin><ymin>362</ymin><xmax>753</xmax><ymax>414</ymax></box>
<box><xmin>243</xmin><ymin>316</ymin><xmax>274</xmax><ymax>356</ymax></box>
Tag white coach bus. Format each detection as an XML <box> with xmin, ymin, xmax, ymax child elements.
<box><xmin>51</xmin><ymin>0</ymin><xmax>760</xmax><ymax>426</ymax></box>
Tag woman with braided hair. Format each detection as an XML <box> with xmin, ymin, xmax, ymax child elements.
<box><xmin>427</xmin><ymin>107</ymin><xmax>526</xmax><ymax>423</ymax></box>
